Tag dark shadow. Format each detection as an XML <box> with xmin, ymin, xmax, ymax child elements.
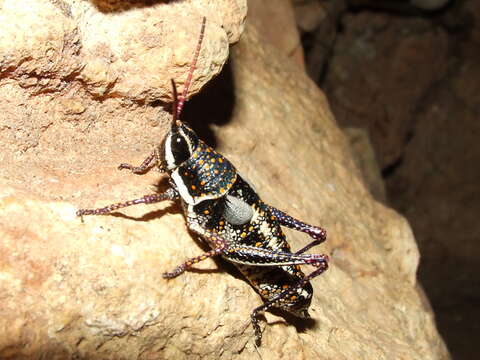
<box><xmin>182</xmin><ymin>60</ymin><xmax>235</xmax><ymax>148</ymax></box>
<box><xmin>187</xmin><ymin>267</ymin><xmax>223</xmax><ymax>274</ymax></box>
<box><xmin>107</xmin><ymin>202</ymin><xmax>180</xmax><ymax>221</ymax></box>
<box><xmin>89</xmin><ymin>0</ymin><xmax>183</xmax><ymax>13</ymax></box>
<box><xmin>269</xmin><ymin>307</ymin><xmax>317</xmax><ymax>334</ymax></box>
<box><xmin>347</xmin><ymin>0</ymin><xmax>453</xmax><ymax>17</ymax></box>
<box><xmin>92</xmin><ymin>176</ymin><xmax>181</xmax><ymax>221</ymax></box>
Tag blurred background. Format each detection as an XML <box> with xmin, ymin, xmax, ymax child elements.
<box><xmin>272</xmin><ymin>0</ymin><xmax>478</xmax><ymax>358</ymax></box>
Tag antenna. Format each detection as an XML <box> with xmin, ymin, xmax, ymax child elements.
<box><xmin>170</xmin><ymin>79</ymin><xmax>178</xmax><ymax>126</ymax></box>
<box><xmin>175</xmin><ymin>17</ymin><xmax>206</xmax><ymax>118</ymax></box>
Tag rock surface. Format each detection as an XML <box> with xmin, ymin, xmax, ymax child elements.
<box><xmin>321</xmin><ymin>2</ymin><xmax>480</xmax><ymax>357</ymax></box>
<box><xmin>323</xmin><ymin>12</ymin><xmax>450</xmax><ymax>169</ymax></box>
<box><xmin>0</xmin><ymin>0</ymin><xmax>449</xmax><ymax>359</ymax></box>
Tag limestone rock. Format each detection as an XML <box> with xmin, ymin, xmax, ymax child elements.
<box><xmin>293</xmin><ymin>0</ymin><xmax>347</xmax><ymax>81</ymax></box>
<box><xmin>323</xmin><ymin>12</ymin><xmax>449</xmax><ymax>168</ymax></box>
<box><xmin>0</xmin><ymin>0</ymin><xmax>246</xmax><ymax>102</ymax></box>
<box><xmin>247</xmin><ymin>0</ymin><xmax>305</xmax><ymax>69</ymax></box>
<box><xmin>321</xmin><ymin>3</ymin><xmax>480</xmax><ymax>357</ymax></box>
<box><xmin>343</xmin><ymin>127</ymin><xmax>386</xmax><ymax>203</ymax></box>
<box><xmin>0</xmin><ymin>1</ymin><xmax>450</xmax><ymax>359</ymax></box>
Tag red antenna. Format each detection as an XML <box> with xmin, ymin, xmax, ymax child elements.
<box><xmin>175</xmin><ymin>17</ymin><xmax>206</xmax><ymax>118</ymax></box>
<box><xmin>170</xmin><ymin>79</ymin><xmax>179</xmax><ymax>125</ymax></box>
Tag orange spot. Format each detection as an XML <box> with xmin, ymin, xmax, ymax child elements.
<box><xmin>199</xmin><ymin>159</ymin><xmax>204</xmax><ymax>165</ymax></box>
<box><xmin>204</xmin><ymin>210</ymin><xmax>210</xmax><ymax>215</ymax></box>
<box><xmin>191</xmin><ymin>185</ymin><xmax>197</xmax><ymax>190</ymax></box>
<box><xmin>271</xmin><ymin>216</ymin><xmax>276</xmax><ymax>220</ymax></box>
<box><xmin>214</xmin><ymin>170</ymin><xmax>219</xmax><ymax>174</ymax></box>
<box><xmin>219</xmin><ymin>221</ymin><xmax>225</xmax><ymax>226</ymax></box>
<box><xmin>255</xmin><ymin>242</ymin><xmax>262</xmax><ymax>247</ymax></box>
<box><xmin>290</xmin><ymin>295</ymin><xmax>298</xmax><ymax>301</ymax></box>
<box><xmin>220</xmin><ymin>188</ymin><xmax>225</xmax><ymax>193</ymax></box>
<box><xmin>200</xmin><ymin>180</ymin><xmax>206</xmax><ymax>186</ymax></box>
<box><xmin>282</xmin><ymin>284</ymin><xmax>289</xmax><ymax>289</ymax></box>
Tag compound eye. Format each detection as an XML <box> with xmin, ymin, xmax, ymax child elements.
<box><xmin>171</xmin><ymin>133</ymin><xmax>190</xmax><ymax>165</ymax></box>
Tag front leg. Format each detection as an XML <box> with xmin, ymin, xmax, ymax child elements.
<box><xmin>77</xmin><ymin>188</ymin><xmax>179</xmax><ymax>217</ymax></box>
<box><xmin>118</xmin><ymin>150</ymin><xmax>160</xmax><ymax>174</ymax></box>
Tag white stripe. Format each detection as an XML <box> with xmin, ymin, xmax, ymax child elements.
<box><xmin>178</xmin><ymin>127</ymin><xmax>194</xmax><ymax>155</ymax></box>
<box><xmin>164</xmin><ymin>134</ymin><xmax>175</xmax><ymax>170</ymax></box>
<box><xmin>171</xmin><ymin>170</ymin><xmax>194</xmax><ymax>204</ymax></box>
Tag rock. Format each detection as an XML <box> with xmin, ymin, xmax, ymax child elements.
<box><xmin>0</xmin><ymin>0</ymin><xmax>246</xmax><ymax>102</ymax></box>
<box><xmin>323</xmin><ymin>12</ymin><xmax>449</xmax><ymax>168</ymax></box>
<box><xmin>385</xmin><ymin>2</ymin><xmax>480</xmax><ymax>357</ymax></box>
<box><xmin>293</xmin><ymin>0</ymin><xmax>347</xmax><ymax>81</ymax></box>
<box><xmin>411</xmin><ymin>0</ymin><xmax>450</xmax><ymax>11</ymax></box>
<box><xmin>347</xmin><ymin>0</ymin><xmax>450</xmax><ymax>13</ymax></box>
<box><xmin>247</xmin><ymin>0</ymin><xmax>305</xmax><ymax>69</ymax></box>
<box><xmin>0</xmin><ymin>1</ymin><xmax>449</xmax><ymax>359</ymax></box>
<box><xmin>343</xmin><ymin>127</ymin><xmax>386</xmax><ymax>203</ymax></box>
<box><xmin>320</xmin><ymin>2</ymin><xmax>480</xmax><ymax>358</ymax></box>
<box><xmin>292</xmin><ymin>0</ymin><xmax>328</xmax><ymax>33</ymax></box>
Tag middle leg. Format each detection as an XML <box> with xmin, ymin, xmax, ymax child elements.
<box><xmin>77</xmin><ymin>188</ymin><xmax>179</xmax><ymax>217</ymax></box>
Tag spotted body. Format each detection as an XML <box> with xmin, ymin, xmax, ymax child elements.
<box><xmin>77</xmin><ymin>18</ymin><xmax>329</xmax><ymax>344</ymax></box>
<box><xmin>171</xmin><ymin>135</ymin><xmax>237</xmax><ymax>205</ymax></box>
<box><xmin>193</xmin><ymin>174</ymin><xmax>315</xmax><ymax>316</ymax></box>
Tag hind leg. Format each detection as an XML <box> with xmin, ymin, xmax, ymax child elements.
<box><xmin>250</xmin><ymin>259</ymin><xmax>329</xmax><ymax>345</ymax></box>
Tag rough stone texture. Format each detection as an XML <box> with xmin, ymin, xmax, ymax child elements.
<box><xmin>248</xmin><ymin>0</ymin><xmax>305</xmax><ymax>69</ymax></box>
<box><xmin>293</xmin><ymin>0</ymin><xmax>347</xmax><ymax>82</ymax></box>
<box><xmin>0</xmin><ymin>0</ymin><xmax>244</xmax><ymax>103</ymax></box>
<box><xmin>343</xmin><ymin>127</ymin><xmax>386</xmax><ymax>203</ymax></box>
<box><xmin>323</xmin><ymin>12</ymin><xmax>450</xmax><ymax>169</ymax></box>
<box><xmin>347</xmin><ymin>0</ymin><xmax>450</xmax><ymax>12</ymax></box>
<box><xmin>0</xmin><ymin>1</ymin><xmax>450</xmax><ymax>359</ymax></box>
<box><xmin>321</xmin><ymin>2</ymin><xmax>480</xmax><ymax>358</ymax></box>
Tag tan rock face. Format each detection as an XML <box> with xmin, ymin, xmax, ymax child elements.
<box><xmin>320</xmin><ymin>3</ymin><xmax>480</xmax><ymax>357</ymax></box>
<box><xmin>1</xmin><ymin>0</ymin><xmax>244</xmax><ymax>102</ymax></box>
<box><xmin>0</xmin><ymin>0</ymin><xmax>449</xmax><ymax>359</ymax></box>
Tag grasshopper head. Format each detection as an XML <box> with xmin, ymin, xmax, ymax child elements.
<box><xmin>162</xmin><ymin>120</ymin><xmax>199</xmax><ymax>171</ymax></box>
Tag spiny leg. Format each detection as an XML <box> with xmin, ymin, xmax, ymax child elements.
<box><xmin>162</xmin><ymin>233</ymin><xmax>328</xmax><ymax>282</ymax></box>
<box><xmin>250</xmin><ymin>258</ymin><xmax>329</xmax><ymax>345</ymax></box>
<box><xmin>219</xmin><ymin>242</ymin><xmax>329</xmax><ymax>343</ymax></box>
<box><xmin>76</xmin><ymin>188</ymin><xmax>179</xmax><ymax>217</ymax></box>
<box><xmin>268</xmin><ymin>206</ymin><xmax>327</xmax><ymax>242</ymax></box>
<box><xmin>223</xmin><ymin>245</ymin><xmax>329</xmax><ymax>267</ymax></box>
<box><xmin>118</xmin><ymin>150</ymin><xmax>159</xmax><ymax>174</ymax></box>
<box><xmin>295</xmin><ymin>239</ymin><xmax>323</xmax><ymax>255</ymax></box>
<box><xmin>162</xmin><ymin>229</ymin><xmax>227</xmax><ymax>278</ymax></box>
